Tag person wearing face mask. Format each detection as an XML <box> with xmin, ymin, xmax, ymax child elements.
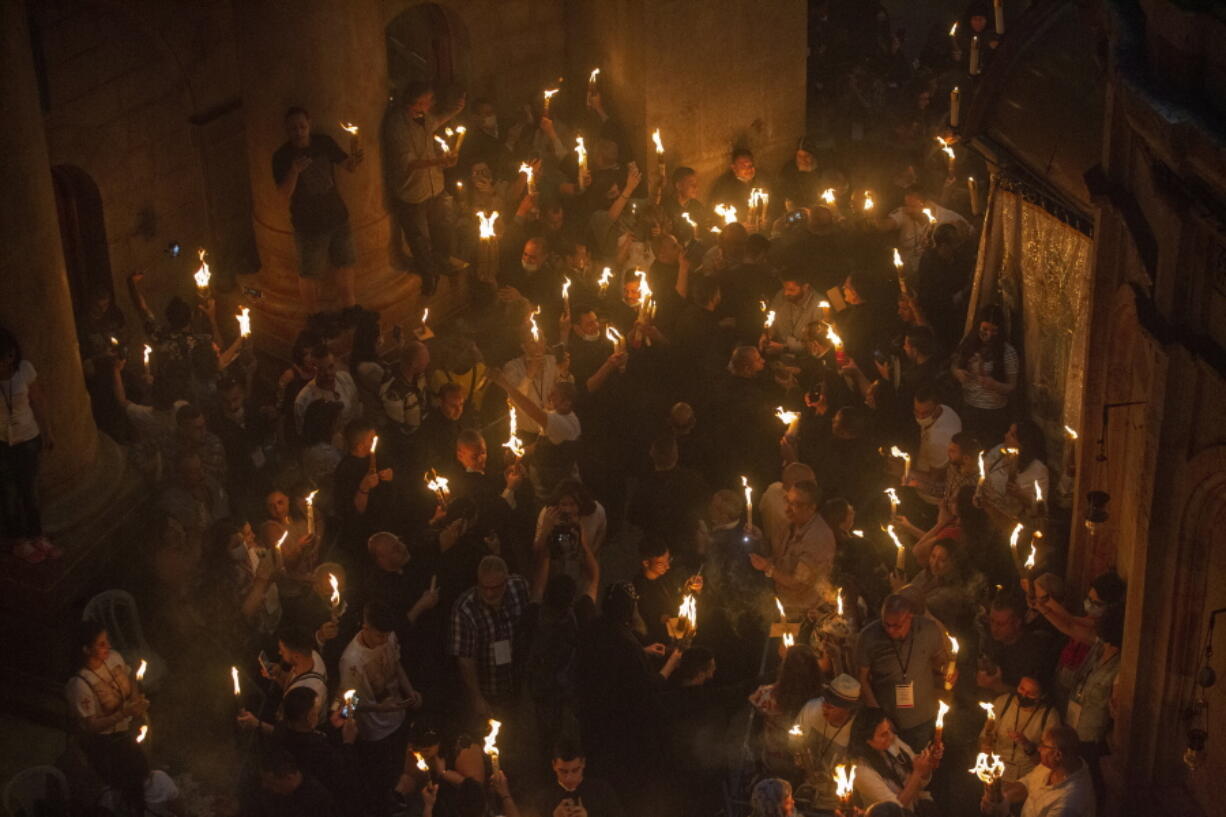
<box><xmin>1059</xmin><ymin>604</ymin><xmax>1122</xmax><ymax>802</ymax></box>
<box><xmin>910</xmin><ymin>383</ymin><xmax>963</xmax><ymax>504</ymax></box>
<box><xmin>1038</xmin><ymin>570</ymin><xmax>1126</xmax><ymax>707</ymax></box>
<box><xmin>980</xmin><ymin>674</ymin><xmax>1063</xmax><ymax>782</ymax></box>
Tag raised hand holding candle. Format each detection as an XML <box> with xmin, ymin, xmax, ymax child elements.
<box><xmin>888</xmin><ymin>524</ymin><xmax>906</xmax><ymax>571</ymax></box>
<box><xmin>935</xmin><ymin>700</ymin><xmax>951</xmax><ymax>745</ymax></box>
<box><xmin>193</xmin><ymin>248</ymin><xmax>211</xmax><ymax>297</ymax></box>
<box><xmin>305</xmin><ymin>489</ymin><xmax>319</xmax><ymax>536</ymax></box>
<box><xmin>833</xmin><ymin>764</ymin><xmax>856</xmax><ymax>808</ymax></box>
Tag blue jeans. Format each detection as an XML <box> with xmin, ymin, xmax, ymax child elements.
<box><xmin>0</xmin><ymin>435</ymin><xmax>42</xmax><ymax>539</ymax></box>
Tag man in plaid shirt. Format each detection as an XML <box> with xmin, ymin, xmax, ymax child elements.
<box><xmin>449</xmin><ymin>555</ymin><xmax>530</xmax><ymax>718</ymax></box>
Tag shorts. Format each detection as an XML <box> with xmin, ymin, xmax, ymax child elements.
<box><xmin>294</xmin><ymin>222</ymin><xmax>355</xmax><ymax>278</ymax></box>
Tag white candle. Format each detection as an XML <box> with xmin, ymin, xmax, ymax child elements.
<box><xmin>950</xmin><ymin>86</ymin><xmax>961</xmax><ymax>128</ymax></box>
<box><xmin>994</xmin><ymin>0</ymin><xmax>1005</xmax><ymax>35</ymax></box>
<box><xmin>970</xmin><ymin>35</ymin><xmax>982</xmax><ymax>75</ymax></box>
<box><xmin>968</xmin><ymin>176</ymin><xmax>980</xmax><ymax>215</ymax></box>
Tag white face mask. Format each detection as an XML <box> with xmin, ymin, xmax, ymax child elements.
<box><xmin>916</xmin><ymin>413</ymin><xmax>936</xmax><ymax>428</ymax></box>
<box><xmin>577</xmin><ymin>329</ymin><xmax>601</xmax><ymax>342</ymax></box>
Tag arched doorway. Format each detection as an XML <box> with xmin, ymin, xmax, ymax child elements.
<box><xmin>50</xmin><ymin>164</ymin><xmax>112</xmax><ymax>322</ymax></box>
<box><xmin>386</xmin><ymin>3</ymin><xmax>469</xmax><ymax>93</ymax></box>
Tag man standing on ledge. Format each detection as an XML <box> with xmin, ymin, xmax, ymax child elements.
<box><xmin>273</xmin><ymin>107</ymin><xmax>363</xmax><ymax>314</ymax></box>
<box><xmin>386</xmin><ymin>81</ymin><xmax>466</xmax><ymax>297</ymax></box>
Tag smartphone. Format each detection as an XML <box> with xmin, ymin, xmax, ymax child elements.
<box><xmin>786</xmin><ymin>209</ymin><xmax>807</xmax><ymax>226</ymax></box>
<box><xmin>165</xmin><ymin>242</ymin><xmax>182</xmax><ymax>258</ymax></box>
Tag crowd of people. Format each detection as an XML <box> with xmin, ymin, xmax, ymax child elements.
<box><xmin>0</xmin><ymin>3</ymin><xmax>1118</xmax><ymax>817</ymax></box>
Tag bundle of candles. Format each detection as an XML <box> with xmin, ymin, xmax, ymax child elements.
<box><xmin>970</xmin><ymin>752</ymin><xmax>1007</xmax><ymax>802</ymax></box>
<box><xmin>671</xmin><ymin>593</ymin><xmax>698</xmax><ymax>641</ymax></box>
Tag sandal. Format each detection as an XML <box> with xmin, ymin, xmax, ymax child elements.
<box><xmin>13</xmin><ymin>539</ymin><xmax>46</xmax><ymax>564</ymax></box>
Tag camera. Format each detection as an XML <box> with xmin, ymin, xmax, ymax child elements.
<box><xmin>549</xmin><ymin>523</ymin><xmax>580</xmax><ymax>560</ymax></box>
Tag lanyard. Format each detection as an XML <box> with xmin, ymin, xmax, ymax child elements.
<box><xmin>891</xmin><ymin>631</ymin><xmax>915</xmax><ymax>680</ymax></box>
<box><xmin>812</xmin><ymin>717</ymin><xmax>850</xmax><ymax>769</ymax></box>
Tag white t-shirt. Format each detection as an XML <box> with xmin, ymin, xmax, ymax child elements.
<box><xmin>916</xmin><ymin>404</ymin><xmax>962</xmax><ymax>473</ymax></box>
<box><xmin>959</xmin><ymin>343</ymin><xmax>1020</xmax><ymax>410</ymax></box>
<box><xmin>293</xmin><ymin>371</ymin><xmax>359</xmax><ymax>433</ymax></box>
<box><xmin>759</xmin><ymin>481</ymin><xmax>789</xmax><ymax>557</ymax></box>
<box><xmin>339</xmin><ymin>632</ymin><xmax>406</xmax><ymax>741</ymax></box>
<box><xmin>853</xmin><ymin>735</ymin><xmax>933</xmax><ymax>806</ymax></box>
<box><xmin>66</xmin><ymin>650</ymin><xmax>135</xmax><ymax>734</ymax></box>
<box><xmin>543</xmin><ymin>411</ymin><xmax>581</xmax><ymax>445</ymax></box>
<box><xmin>502</xmin><ymin>355</ymin><xmax>559</xmax><ymax>434</ymax></box>
<box><xmin>0</xmin><ymin>360</ymin><xmax>39</xmax><ymax>444</ymax></box>
<box><xmin>796</xmin><ymin>697</ymin><xmax>857</xmax><ymax>810</ymax></box>
<box><xmin>889</xmin><ymin>203</ymin><xmax>970</xmax><ymax>274</ymax></box>
<box><xmin>99</xmin><ymin>770</ymin><xmax>179</xmax><ymax>817</ymax></box>
<box><xmin>1018</xmin><ymin>762</ymin><xmax>1096</xmax><ymax>817</ymax></box>
<box><xmin>285</xmin><ymin>651</ymin><xmax>329</xmax><ymax>721</ymax></box>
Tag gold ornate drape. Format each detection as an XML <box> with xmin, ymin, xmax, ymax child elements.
<box><xmin>966</xmin><ymin>181</ymin><xmax>1092</xmax><ymax>486</ymax></box>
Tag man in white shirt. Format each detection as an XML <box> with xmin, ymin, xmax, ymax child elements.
<box><xmin>500</xmin><ymin>338</ymin><xmax>560</xmax><ymax>437</ymax></box>
<box><xmin>384</xmin><ymin>81</ymin><xmax>465</xmax><ymax>296</ymax></box>
<box><xmin>489</xmin><ymin>369</ymin><xmax>581</xmax><ymax>499</ymax></box>
<box><xmin>797</xmin><ymin>674</ymin><xmax>862</xmax><ymax>812</ymax></box>
<box><xmin>881</xmin><ymin>186</ymin><xmax>971</xmax><ymax>276</ymax></box>
<box><xmin>990</xmin><ymin>725</ymin><xmax>1096</xmax><ymax>817</ymax></box>
<box><xmin>749</xmin><ymin>480</ymin><xmax>834</xmax><ymax>613</ymax></box>
<box><xmin>911</xmin><ymin>383</ymin><xmax>962</xmax><ymax>504</ymax></box>
<box><xmin>759</xmin><ymin>462</ymin><xmax>817</xmax><ymax>558</ymax></box>
<box><xmin>294</xmin><ymin>351</ymin><xmax>357</xmax><ymax>434</ymax></box>
<box><xmin>338</xmin><ymin>601</ymin><xmax>423</xmax><ymax>803</ymax></box>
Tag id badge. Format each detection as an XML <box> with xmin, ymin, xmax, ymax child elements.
<box><xmin>493</xmin><ymin>639</ymin><xmax>512</xmax><ymax>666</ymax></box>
<box><xmin>895</xmin><ymin>681</ymin><xmax>915</xmax><ymax>709</ymax></box>
<box><xmin>1066</xmin><ymin>699</ymin><xmax>1082</xmax><ymax>729</ymax></box>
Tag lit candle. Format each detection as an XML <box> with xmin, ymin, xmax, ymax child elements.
<box><xmin>936</xmin><ymin>137</ymin><xmax>956</xmax><ymax>174</ymax></box>
<box><xmin>862</xmin><ymin>190</ymin><xmax>875</xmax><ymax>212</ymax></box>
<box><xmin>979</xmin><ymin>701</ymin><xmax>997</xmax><ymax>739</ymax></box>
<box><xmin>968</xmin><ymin>176</ymin><xmax>980</xmax><ymax>215</ymax></box>
<box><xmin>425</xmin><ymin>469</ymin><xmax>451</xmax><ymax>505</ymax></box>
<box><xmin>476</xmin><ymin>210</ymin><xmax>500</xmax><ymax>284</ymax></box>
<box><xmin>681</xmin><ymin>212</ymin><xmax>699</xmax><ymax>244</ymax></box>
<box><xmin>543</xmin><ymin>88</ymin><xmax>559</xmax><ymax>117</ymax></box>
<box><xmin>885</xmin><ymin>487</ymin><xmax>900</xmax><ymax>519</ymax></box>
<box><xmin>675</xmin><ymin>593</ymin><xmax>698</xmax><ymax>640</ymax></box>
<box><xmin>135</xmin><ymin>659</ymin><xmax>148</xmax><ymax>686</ymax></box>
<box><xmin>136</xmin><ymin>724</ymin><xmax>149</xmax><ymax>744</ymax></box>
<box><xmin>775</xmin><ymin>407</ymin><xmax>799</xmax><ymax>426</ymax></box>
<box><xmin>453</xmin><ymin>125</ymin><xmax>467</xmax><ymax>154</ymax></box>
<box><xmin>652</xmin><ymin>128</ymin><xmax>666</xmax><ymax>205</ymax></box>
<box><xmin>950</xmin><ymin>86</ymin><xmax>961</xmax><ymax>128</ymax></box>
<box><xmin>236</xmin><ymin>306</ymin><xmax>251</xmax><ymax>339</ymax></box>
<box><xmin>977</xmin><ymin>451</ymin><xmax>988</xmax><ymax>493</ymax></box>
<box><xmin>328</xmin><ymin>572</ymin><xmax>342</xmax><ymax>614</ymax></box>
<box><xmin>634</xmin><ymin>269</ymin><xmax>653</xmax><ymax>321</ymax></box>
<box><xmin>749</xmin><ymin>188</ymin><xmax>769</xmax><ymax>233</ymax></box>
<box><xmin>970</xmin><ymin>35</ymin><xmax>982</xmax><ymax>75</ymax></box>
<box><xmin>833</xmin><ymin>764</ymin><xmax>857</xmax><ymax>809</ymax></box>
<box><xmin>504</xmin><ymin>406</ymin><xmax>526</xmax><ymax>459</ymax></box>
<box><xmin>231</xmin><ymin>666</ymin><xmax>242</xmax><ymax>698</ymax></box>
<box><xmin>434</xmin><ymin>135</ymin><xmax>451</xmax><ymax>155</ymax></box>
<box><xmin>340</xmin><ymin>122</ymin><xmax>360</xmax><ymax>155</ymax></box>
<box><xmin>994</xmin><ymin>0</ymin><xmax>1005</xmax><ymax>35</ymax></box>
<box><xmin>604</xmin><ymin>325</ymin><xmax>625</xmax><ymax>354</ymax></box>
<box><xmin>826</xmin><ymin>324</ymin><xmax>846</xmax><ymax>364</ymax></box>
<box><xmin>421</xmin><ymin>307</ymin><xmax>430</xmax><ymax>331</ymax></box>
<box><xmin>1009</xmin><ymin>522</ymin><xmax>1023</xmax><ymax>555</ymax></box>
<box><xmin>142</xmin><ymin>344</ymin><xmax>152</xmax><ymax>379</ymax></box>
<box><xmin>193</xmin><ymin>248</ymin><xmax>211</xmax><ymax>297</ymax></box>
<box><xmin>1024</xmin><ymin>541</ymin><xmax>1037</xmax><ymax>571</ymax></box>
<box><xmin>742</xmin><ymin>475</ymin><xmax>754</xmax><ymax>533</ymax></box>
<box><xmin>949</xmin><ymin>22</ymin><xmax>960</xmax><ymax>57</ymax></box>
<box><xmin>587</xmin><ymin>67</ymin><xmax>600</xmax><ymax>101</ymax></box>
<box><xmin>788</xmin><ymin>722</ymin><xmax>804</xmax><ymax>752</ymax></box>
<box><xmin>821</xmin><ymin>188</ymin><xmax>837</xmax><ymax>206</ymax></box>
<box><xmin>935</xmin><ymin>700</ymin><xmax>951</xmax><ymax>745</ymax></box>
<box><xmin>970</xmin><ymin>753</ymin><xmax>1007</xmax><ymax>803</ymax></box>
<box><xmin>518</xmin><ymin>162</ymin><xmax>537</xmax><ymax>195</ymax></box>
<box><xmin>763</xmin><ymin>310</ymin><xmax>776</xmax><ymax>332</ymax></box>
<box><xmin>945</xmin><ymin>635</ymin><xmax>959</xmax><ymax>690</ymax></box>
<box><xmin>484</xmin><ymin>719</ymin><xmax>503</xmax><ymax>773</ymax></box>
<box><xmin>561</xmin><ymin>276</ymin><xmax>572</xmax><ymax>316</ymax></box>
<box><xmin>836</xmin><ymin>588</ymin><xmax>845</xmax><ymax>617</ymax></box>
<box><xmin>888</xmin><ymin>524</ymin><xmax>906</xmax><ymax>571</ymax></box>
<box><xmin>575</xmin><ymin>136</ymin><xmax>588</xmax><ymax>192</ymax></box>
<box><xmin>890</xmin><ymin>444</ymin><xmax>911</xmax><ymax>483</ymax></box>
<box><xmin>529</xmin><ymin>306</ymin><xmax>541</xmax><ymax>343</ymax></box>
<box><xmin>714</xmin><ymin>203</ymin><xmax>738</xmax><ymax>225</ymax></box>
<box><xmin>274</xmin><ymin>529</ymin><xmax>288</xmax><ymax>570</ymax></box>
<box><xmin>305</xmin><ymin>489</ymin><xmax>319</xmax><ymax>536</ymax></box>
<box><xmin>598</xmin><ymin>267</ymin><xmax>613</xmax><ymax>297</ymax></box>
<box><xmin>776</xmin><ymin>597</ymin><xmax>787</xmax><ymax>622</ymax></box>
<box><xmin>369</xmin><ymin>434</ymin><xmax>379</xmax><ymax>471</ymax></box>
<box><xmin>415</xmin><ymin>752</ymin><xmax>430</xmax><ymax>774</ymax></box>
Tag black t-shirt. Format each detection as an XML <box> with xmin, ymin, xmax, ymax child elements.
<box><xmin>272</xmin><ymin>134</ymin><xmax>349</xmax><ymax>234</ymax></box>
<box><xmin>536</xmin><ymin>777</ymin><xmax>624</xmax><ymax>817</ymax></box>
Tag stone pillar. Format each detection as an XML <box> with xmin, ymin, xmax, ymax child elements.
<box><xmin>235</xmin><ymin>0</ymin><xmax>435</xmax><ymax>355</ymax></box>
<box><xmin>0</xmin><ymin>0</ymin><xmax>128</xmax><ymax>536</ymax></box>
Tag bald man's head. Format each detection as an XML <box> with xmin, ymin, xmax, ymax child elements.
<box><xmin>367</xmin><ymin>531</ymin><xmax>408</xmax><ymax>572</ymax></box>
<box><xmin>670</xmin><ymin>402</ymin><xmax>696</xmax><ymax>433</ymax></box>
<box><xmin>781</xmin><ymin>462</ymin><xmax>816</xmax><ymax>490</ymax></box>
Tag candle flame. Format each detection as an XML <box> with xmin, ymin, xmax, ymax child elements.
<box><xmin>1034</xmin><ymin>481</ymin><xmax>1043</xmax><ymax>502</ymax></box>
<box><xmin>143</xmin><ymin>345</ymin><xmax>152</xmax><ymax>366</ymax></box>
<box><xmin>518</xmin><ymin>162</ymin><xmax>534</xmax><ymax>186</ymax></box>
<box><xmin>889</xmin><ymin>445</ymin><xmax>910</xmax><ymax>466</ymax></box>
<box><xmin>1009</xmin><ymin>522</ymin><xmax>1023</xmax><ymax>551</ymax></box>
<box><xmin>863</xmin><ymin>191</ymin><xmax>875</xmax><ymax>211</ymax></box>
<box><xmin>236</xmin><ymin>306</ymin><xmax>251</xmax><ymax>338</ymax></box>
<box><xmin>543</xmin><ymin>88</ymin><xmax>559</xmax><ymax>102</ymax></box>
<box><xmin>305</xmin><ymin>489</ymin><xmax>318</xmax><ymax>508</ymax></box>
<box><xmin>949</xmin><ymin>634</ymin><xmax>959</xmax><ymax>655</ymax></box>
<box><xmin>434</xmin><ymin>135</ymin><xmax>451</xmax><ymax>154</ymax></box>
<box><xmin>782</xmin><ymin>632</ymin><xmax>795</xmax><ymax>648</ymax></box>
<box><xmin>575</xmin><ymin>136</ymin><xmax>587</xmax><ymax>163</ymax></box>
<box><xmin>562</xmin><ymin>276</ymin><xmax>571</xmax><ymax>301</ymax></box>
<box><xmin>589</xmin><ymin>67</ymin><xmax>600</xmax><ymax>84</ymax></box>
<box><xmin>893</xmin><ymin>248</ymin><xmax>904</xmax><ymax>270</ymax></box>
<box><xmin>775</xmin><ymin>596</ymin><xmax>786</xmax><ymax>621</ymax></box>
<box><xmin>370</xmin><ymin>435</ymin><xmax>379</xmax><ymax>454</ymax></box>
<box><xmin>826</xmin><ymin>325</ymin><xmax>844</xmax><ymax>350</ymax></box>
<box><xmin>329</xmin><ymin>573</ymin><xmax>341</xmax><ymax>607</ymax></box>
<box><xmin>885</xmin><ymin>487</ymin><xmax>900</xmax><ymax>509</ymax></box>
<box><xmin>136</xmin><ymin>725</ymin><xmax>148</xmax><ymax>743</ymax></box>
<box><xmin>950</xmin><ymin>22</ymin><xmax>958</xmax><ymax>37</ymax></box>
<box><xmin>936</xmin><ymin>699</ymin><xmax>950</xmax><ymax>728</ymax></box>
<box><xmin>1064</xmin><ymin>425</ymin><xmax>1079</xmax><ymax>440</ymax></box>
<box><xmin>978</xmin><ymin>451</ymin><xmax>987</xmax><ymax>484</ymax></box>
<box><xmin>425</xmin><ymin>470</ymin><xmax>451</xmax><ymax>501</ymax></box>
<box><xmin>979</xmin><ymin>701</ymin><xmax>996</xmax><ymax>721</ymax></box>
<box><xmin>833</xmin><ymin>764</ymin><xmax>857</xmax><ymax>797</ymax></box>
<box><xmin>678</xmin><ymin>593</ymin><xmax>697</xmax><ymax>633</ymax></box>
<box><xmin>445</xmin><ymin>127</ymin><xmax>454</xmax><ymax>138</ymax></box>
<box><xmin>887</xmin><ymin>524</ymin><xmax>904</xmax><ymax>554</ymax></box>
<box><xmin>836</xmin><ymin>588</ymin><xmax>844</xmax><ymax>616</ymax></box>
<box><xmin>483</xmin><ymin>718</ymin><xmax>502</xmax><ymax>760</ymax></box>
<box><xmin>749</xmin><ymin>188</ymin><xmax>769</xmax><ymax>210</ymax></box>
<box><xmin>231</xmin><ymin>666</ymin><xmax>241</xmax><ymax>696</ymax></box>
<box><xmin>193</xmin><ymin>248</ymin><xmax>211</xmax><ymax>290</ymax></box>
<box><xmin>455</xmin><ymin>125</ymin><xmax>466</xmax><ymax>136</ymax></box>
<box><xmin>421</xmin><ymin>307</ymin><xmax>430</xmax><ymax>325</ymax></box>
<box><xmin>714</xmin><ymin>203</ymin><xmax>738</xmax><ymax>224</ymax></box>
<box><xmin>1001</xmin><ymin>447</ymin><xmax>1019</xmax><ymax>456</ymax></box>
<box><xmin>764</xmin><ymin>310</ymin><xmax>776</xmax><ymax>329</ymax></box>
<box><xmin>275</xmin><ymin>530</ymin><xmax>288</xmax><ymax>552</ymax></box>
<box><xmin>651</xmin><ymin>128</ymin><xmax>664</xmax><ymax>155</ymax></box>
<box><xmin>415</xmin><ymin>752</ymin><xmax>429</xmax><ymax>772</ymax></box>
<box><xmin>598</xmin><ymin>267</ymin><xmax>613</xmax><ymax>290</ymax></box>
<box><xmin>742</xmin><ymin>476</ymin><xmax>754</xmax><ymax>522</ymax></box>
<box><xmin>136</xmin><ymin>659</ymin><xmax>148</xmax><ymax>681</ymax></box>
<box><xmin>1025</xmin><ymin>543</ymin><xmax>1037</xmax><ymax>570</ymax></box>
<box><xmin>852</xmin><ymin>529</ymin><xmax>864</xmax><ymax>537</ymax></box>
<box><xmin>503</xmin><ymin>406</ymin><xmax>526</xmax><ymax>458</ymax></box>
<box><xmin>775</xmin><ymin>407</ymin><xmax>799</xmax><ymax>425</ymax></box>
<box><xmin>969</xmin><ymin>752</ymin><xmax>1006</xmax><ymax>783</ymax></box>
<box><xmin>819</xmin><ymin>300</ymin><xmax>831</xmax><ymax>309</ymax></box>
<box><xmin>477</xmin><ymin>210</ymin><xmax>500</xmax><ymax>239</ymax></box>
<box><xmin>529</xmin><ymin>306</ymin><xmax>541</xmax><ymax>342</ymax></box>
<box><xmin>605</xmin><ymin>325</ymin><xmax>624</xmax><ymax>349</ymax></box>
<box><xmin>941</xmin><ymin>145</ymin><xmax>956</xmax><ymax>162</ymax></box>
<box><xmin>789</xmin><ymin>723</ymin><xmax>803</xmax><ymax>737</ymax></box>
<box><xmin>922</xmin><ymin>207</ymin><xmax>937</xmax><ymax>224</ymax></box>
<box><xmin>681</xmin><ymin>212</ymin><xmax>698</xmax><ymax>234</ymax></box>
<box><xmin>821</xmin><ymin>188</ymin><xmax>836</xmax><ymax>205</ymax></box>
<box><xmin>340</xmin><ymin>122</ymin><xmax>359</xmax><ymax>135</ymax></box>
